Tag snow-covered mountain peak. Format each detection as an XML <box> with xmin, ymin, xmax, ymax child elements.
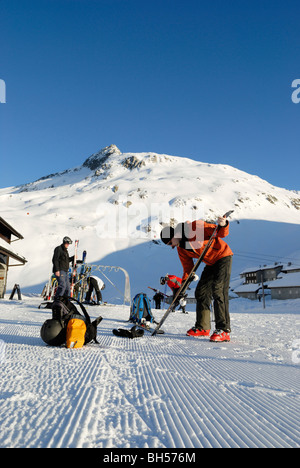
<box><xmin>82</xmin><ymin>144</ymin><xmax>122</xmax><ymax>170</ymax></box>
<box><xmin>83</xmin><ymin>145</ymin><xmax>176</xmax><ymax>174</ymax></box>
<box><xmin>2</xmin><ymin>145</ymin><xmax>300</xmax><ymax>225</ymax></box>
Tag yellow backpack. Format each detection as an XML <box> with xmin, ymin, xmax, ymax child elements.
<box><xmin>66</xmin><ymin>316</ymin><xmax>87</xmax><ymax>349</ymax></box>
<box><xmin>45</xmin><ymin>297</ymin><xmax>102</xmax><ymax>349</ymax></box>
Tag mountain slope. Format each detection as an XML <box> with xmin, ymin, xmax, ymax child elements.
<box><xmin>1</xmin><ymin>144</ymin><xmax>300</xmax><ymax>296</ymax></box>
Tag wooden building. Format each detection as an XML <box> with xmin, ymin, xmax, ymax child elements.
<box><xmin>268</xmin><ymin>273</ymin><xmax>300</xmax><ymax>300</ymax></box>
<box><xmin>234</xmin><ymin>262</ymin><xmax>300</xmax><ymax>301</ymax></box>
<box><xmin>240</xmin><ymin>263</ymin><xmax>283</xmax><ymax>284</ymax></box>
<box><xmin>0</xmin><ymin>217</ymin><xmax>27</xmax><ymax>298</ymax></box>
<box><xmin>233</xmin><ymin>283</ymin><xmax>265</xmax><ymax>301</ymax></box>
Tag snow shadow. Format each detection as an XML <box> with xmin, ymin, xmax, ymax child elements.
<box><xmin>90</xmin><ymin>218</ymin><xmax>300</xmax><ymax>306</ymax></box>
<box><xmin>89</xmin><ymin>239</ymin><xmax>183</xmax><ymax>304</ymax></box>
<box><xmin>0</xmin><ymin>332</ymin><xmax>42</xmax><ymax>347</ymax></box>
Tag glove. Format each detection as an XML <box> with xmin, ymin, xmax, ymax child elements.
<box><xmin>179</xmin><ymin>298</ymin><xmax>187</xmax><ymax>307</ymax></box>
<box><xmin>191</xmin><ymin>273</ymin><xmax>199</xmax><ymax>282</ymax></box>
<box><xmin>112</xmin><ymin>326</ymin><xmax>144</xmax><ymax>339</ymax></box>
<box><xmin>218</xmin><ymin>216</ymin><xmax>227</xmax><ymax>227</ymax></box>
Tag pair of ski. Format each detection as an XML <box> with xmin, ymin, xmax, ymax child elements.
<box><xmin>151</xmin><ymin>210</ymin><xmax>234</xmax><ymax>336</ymax></box>
<box><xmin>70</xmin><ymin>241</ymin><xmax>87</xmax><ymax>299</ymax></box>
<box><xmin>135</xmin><ymin>322</ymin><xmax>165</xmax><ymax>335</ymax></box>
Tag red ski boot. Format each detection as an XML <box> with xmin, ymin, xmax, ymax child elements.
<box><xmin>210</xmin><ymin>330</ymin><xmax>230</xmax><ymax>342</ymax></box>
<box><xmin>186</xmin><ymin>327</ymin><xmax>210</xmax><ymax>337</ymax></box>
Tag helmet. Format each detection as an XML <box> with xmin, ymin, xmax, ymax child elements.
<box><xmin>63</xmin><ymin>236</ymin><xmax>72</xmax><ymax>245</ymax></box>
<box><xmin>160</xmin><ymin>226</ymin><xmax>175</xmax><ymax>245</ymax></box>
<box><xmin>40</xmin><ymin>319</ymin><xmax>66</xmax><ymax>346</ymax></box>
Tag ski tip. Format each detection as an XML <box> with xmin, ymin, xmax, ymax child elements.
<box><xmin>151</xmin><ymin>328</ymin><xmax>165</xmax><ymax>336</ymax></box>
<box><xmin>224</xmin><ymin>210</ymin><xmax>234</xmax><ymax>218</ymax></box>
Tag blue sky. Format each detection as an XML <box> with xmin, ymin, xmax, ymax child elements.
<box><xmin>1</xmin><ymin>0</ymin><xmax>300</xmax><ymax>190</ymax></box>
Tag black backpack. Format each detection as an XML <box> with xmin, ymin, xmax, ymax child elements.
<box><xmin>40</xmin><ymin>297</ymin><xmax>102</xmax><ymax>346</ymax></box>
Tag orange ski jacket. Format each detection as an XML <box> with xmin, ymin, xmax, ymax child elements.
<box><xmin>166</xmin><ymin>275</ymin><xmax>182</xmax><ymax>291</ymax></box>
<box><xmin>177</xmin><ymin>220</ymin><xmax>233</xmax><ymax>280</ymax></box>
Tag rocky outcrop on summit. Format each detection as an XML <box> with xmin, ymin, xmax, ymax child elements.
<box><xmin>82</xmin><ymin>145</ymin><xmax>121</xmax><ymax>170</ymax></box>
<box><xmin>121</xmin><ymin>155</ymin><xmax>146</xmax><ymax>170</ymax></box>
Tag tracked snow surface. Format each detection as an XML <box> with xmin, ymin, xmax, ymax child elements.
<box><xmin>0</xmin><ymin>295</ymin><xmax>299</xmax><ymax>448</ymax></box>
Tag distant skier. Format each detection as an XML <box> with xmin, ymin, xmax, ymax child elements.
<box><xmin>85</xmin><ymin>276</ymin><xmax>105</xmax><ymax>305</ymax></box>
<box><xmin>160</xmin><ymin>216</ymin><xmax>233</xmax><ymax>342</ymax></box>
<box><xmin>52</xmin><ymin>237</ymin><xmax>74</xmax><ymax>301</ymax></box>
<box><xmin>160</xmin><ymin>274</ymin><xmax>187</xmax><ymax>313</ymax></box>
<box><xmin>153</xmin><ymin>291</ymin><xmax>165</xmax><ymax>309</ymax></box>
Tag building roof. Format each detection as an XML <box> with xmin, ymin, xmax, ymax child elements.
<box><xmin>240</xmin><ymin>263</ymin><xmax>283</xmax><ymax>275</ymax></box>
<box><xmin>234</xmin><ymin>283</ymin><xmax>263</xmax><ymax>293</ymax></box>
<box><xmin>0</xmin><ymin>216</ymin><xmax>24</xmax><ymax>241</ymax></box>
<box><xmin>281</xmin><ymin>263</ymin><xmax>300</xmax><ymax>272</ymax></box>
<box><xmin>0</xmin><ymin>239</ymin><xmax>27</xmax><ymax>265</ymax></box>
<box><xmin>268</xmin><ymin>272</ymin><xmax>300</xmax><ymax>289</ymax></box>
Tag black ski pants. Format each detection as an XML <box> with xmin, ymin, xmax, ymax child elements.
<box><xmin>195</xmin><ymin>255</ymin><xmax>232</xmax><ymax>332</ymax></box>
<box><xmin>86</xmin><ymin>277</ymin><xmax>102</xmax><ymax>303</ymax></box>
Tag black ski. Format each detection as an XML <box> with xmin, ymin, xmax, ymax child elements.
<box><xmin>136</xmin><ymin>323</ymin><xmax>165</xmax><ymax>334</ymax></box>
<box><xmin>70</xmin><ymin>239</ymin><xmax>79</xmax><ymax>298</ymax></box>
<box><xmin>148</xmin><ymin>286</ymin><xmax>169</xmax><ymax>298</ymax></box>
<box><xmin>152</xmin><ymin>210</ymin><xmax>234</xmax><ymax>336</ymax></box>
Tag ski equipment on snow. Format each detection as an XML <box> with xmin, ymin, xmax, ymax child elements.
<box><xmin>40</xmin><ymin>296</ymin><xmax>102</xmax><ymax>347</ymax></box>
<box><xmin>76</xmin><ymin>250</ymin><xmax>88</xmax><ymax>301</ymax></box>
<box><xmin>135</xmin><ymin>322</ymin><xmax>165</xmax><ymax>334</ymax></box>
<box><xmin>129</xmin><ymin>293</ymin><xmax>154</xmax><ymax>325</ymax></box>
<box><xmin>186</xmin><ymin>327</ymin><xmax>210</xmax><ymax>337</ymax></box>
<box><xmin>40</xmin><ymin>319</ymin><xmax>66</xmax><ymax>346</ymax></box>
<box><xmin>70</xmin><ymin>239</ymin><xmax>79</xmax><ymax>297</ymax></box>
<box><xmin>66</xmin><ymin>316</ymin><xmax>87</xmax><ymax>348</ymax></box>
<box><xmin>112</xmin><ymin>325</ymin><xmax>145</xmax><ymax>339</ymax></box>
<box><xmin>152</xmin><ymin>210</ymin><xmax>234</xmax><ymax>336</ymax></box>
<box><xmin>210</xmin><ymin>329</ymin><xmax>231</xmax><ymax>342</ymax></box>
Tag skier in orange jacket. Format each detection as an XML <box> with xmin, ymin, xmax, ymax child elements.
<box><xmin>160</xmin><ymin>274</ymin><xmax>187</xmax><ymax>313</ymax></box>
<box><xmin>160</xmin><ymin>216</ymin><xmax>233</xmax><ymax>342</ymax></box>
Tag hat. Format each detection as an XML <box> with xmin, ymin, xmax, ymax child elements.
<box><xmin>160</xmin><ymin>226</ymin><xmax>175</xmax><ymax>245</ymax></box>
<box><xmin>63</xmin><ymin>236</ymin><xmax>73</xmax><ymax>245</ymax></box>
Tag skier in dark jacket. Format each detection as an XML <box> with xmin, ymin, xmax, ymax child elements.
<box><xmin>153</xmin><ymin>291</ymin><xmax>165</xmax><ymax>309</ymax></box>
<box><xmin>52</xmin><ymin>237</ymin><xmax>74</xmax><ymax>300</ymax></box>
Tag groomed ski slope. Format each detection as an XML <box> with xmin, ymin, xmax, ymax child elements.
<box><xmin>0</xmin><ymin>296</ymin><xmax>299</xmax><ymax>448</ymax></box>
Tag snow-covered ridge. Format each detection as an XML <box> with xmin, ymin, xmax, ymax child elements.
<box><xmin>1</xmin><ymin>144</ymin><xmax>300</xmax><ymax>292</ymax></box>
<box><xmin>6</xmin><ymin>144</ymin><xmax>300</xmax><ymax>223</ymax></box>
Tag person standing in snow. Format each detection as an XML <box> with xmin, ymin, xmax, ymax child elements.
<box><xmin>153</xmin><ymin>291</ymin><xmax>165</xmax><ymax>309</ymax></box>
<box><xmin>160</xmin><ymin>216</ymin><xmax>233</xmax><ymax>342</ymax></box>
<box><xmin>85</xmin><ymin>276</ymin><xmax>105</xmax><ymax>305</ymax></box>
<box><xmin>52</xmin><ymin>237</ymin><xmax>74</xmax><ymax>300</ymax></box>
